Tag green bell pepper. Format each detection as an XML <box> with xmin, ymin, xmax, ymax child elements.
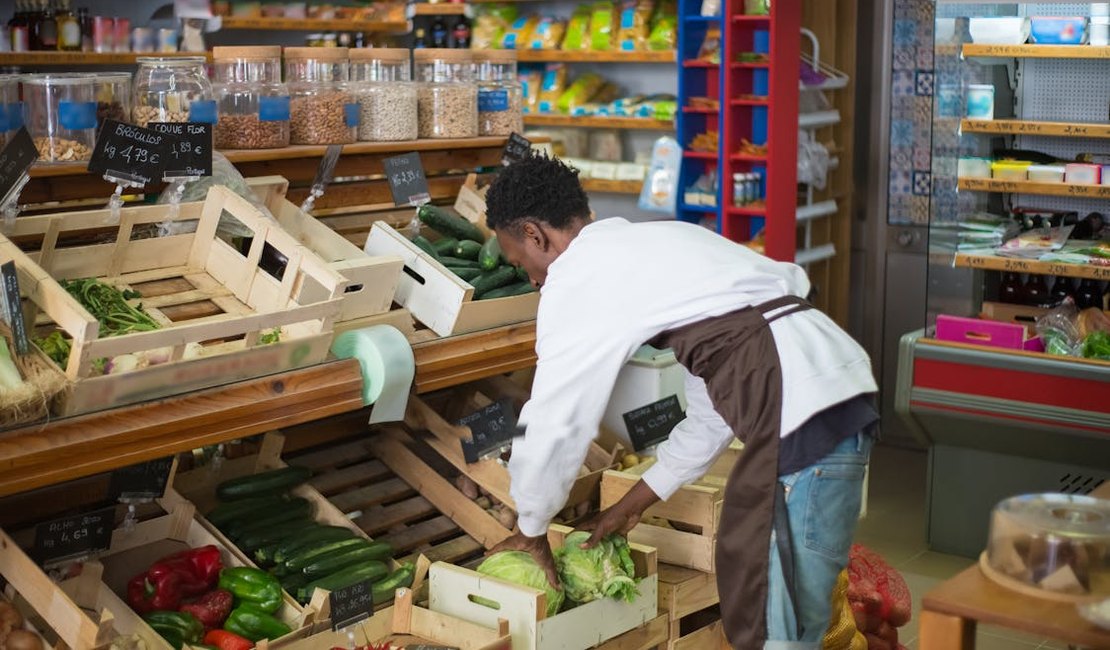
<box><xmin>218</xmin><ymin>567</ymin><xmax>283</xmax><ymax>613</ymax></box>
<box><xmin>143</xmin><ymin>611</ymin><xmax>204</xmax><ymax>649</ymax></box>
<box><xmin>223</xmin><ymin>604</ymin><xmax>293</xmax><ymax>642</ymax></box>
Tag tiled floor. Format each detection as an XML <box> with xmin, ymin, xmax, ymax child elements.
<box><xmin>857</xmin><ymin>444</ymin><xmax>1068</xmax><ymax>650</ymax></box>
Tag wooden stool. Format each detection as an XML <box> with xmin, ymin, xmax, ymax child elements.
<box><xmin>919</xmin><ymin>566</ymin><xmax>1110</xmax><ymax>650</ymax></box>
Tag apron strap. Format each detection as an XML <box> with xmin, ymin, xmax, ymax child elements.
<box><xmin>759</xmin><ymin>295</ymin><xmax>814</xmax><ymax>324</ymax></box>
<box><xmin>773</xmin><ymin>481</ymin><xmax>803</xmax><ymax>640</ymax></box>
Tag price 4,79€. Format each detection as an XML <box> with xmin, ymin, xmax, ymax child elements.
<box><xmin>101</xmin><ymin>143</ymin><xmax>162</xmax><ymax>166</ymax></box>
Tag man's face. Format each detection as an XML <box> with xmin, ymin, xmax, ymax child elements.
<box><xmin>496</xmin><ymin>224</ymin><xmax>555</xmax><ymax>288</ymax></box>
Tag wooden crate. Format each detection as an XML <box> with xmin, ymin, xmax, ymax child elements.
<box><xmin>274</xmin><ymin>587</ymin><xmax>511</xmax><ymax>650</ymax></box>
<box><xmin>428</xmin><ymin>525</ymin><xmax>659</xmax><ymax>650</ymax></box>
<box><xmin>0</xmin><ymin>185</ymin><xmax>347</xmax><ymax>415</ymax></box>
<box><xmin>600</xmin><ymin>443</ymin><xmax>741</xmax><ymax>573</ymax></box>
<box><xmin>657</xmin><ymin>564</ymin><xmax>725</xmax><ymax>650</ymax></box>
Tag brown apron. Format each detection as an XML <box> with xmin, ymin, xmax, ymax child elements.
<box><xmin>650</xmin><ymin>295</ymin><xmax>813</xmax><ymax>649</ymax></box>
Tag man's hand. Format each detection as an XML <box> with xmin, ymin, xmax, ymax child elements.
<box><xmin>578</xmin><ymin>479</ymin><xmax>661</xmax><ymax>549</ymax></box>
<box><xmin>489</xmin><ymin>532</ymin><xmax>559</xmax><ymax>589</ymax></box>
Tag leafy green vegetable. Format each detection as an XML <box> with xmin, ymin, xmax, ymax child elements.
<box><xmin>476</xmin><ymin>551</ymin><xmax>565</xmax><ymax>617</ymax></box>
<box><xmin>61</xmin><ymin>278</ymin><xmax>160</xmax><ymax>336</ymax></box>
<box><xmin>34</xmin><ymin>331</ymin><xmax>71</xmax><ymax>367</ymax></box>
<box><xmin>1080</xmin><ymin>330</ymin><xmax>1110</xmax><ymax>360</ymax></box>
<box><xmin>260</xmin><ymin>329</ymin><xmax>281</xmax><ymax>345</ymax></box>
<box><xmin>555</xmin><ymin>532</ymin><xmax>638</xmax><ymax>604</ymax></box>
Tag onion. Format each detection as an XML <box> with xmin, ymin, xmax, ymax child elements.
<box><xmin>0</xmin><ymin>601</ymin><xmax>23</xmax><ymax>632</ymax></box>
<box><xmin>4</xmin><ymin>629</ymin><xmax>44</xmax><ymax>650</ymax></box>
<box><xmin>104</xmin><ymin>353</ymin><xmax>145</xmax><ymax>375</ymax></box>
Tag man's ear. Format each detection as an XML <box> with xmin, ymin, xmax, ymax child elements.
<box><xmin>520</xmin><ymin>220</ymin><xmax>550</xmax><ymax>251</ymax></box>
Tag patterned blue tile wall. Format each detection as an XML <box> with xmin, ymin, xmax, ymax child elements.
<box><xmin>888</xmin><ymin>0</ymin><xmax>936</xmax><ymax>225</ymax></box>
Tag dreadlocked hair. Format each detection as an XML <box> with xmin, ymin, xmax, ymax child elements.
<box><xmin>485</xmin><ymin>152</ymin><xmax>591</xmax><ymax>233</ymax></box>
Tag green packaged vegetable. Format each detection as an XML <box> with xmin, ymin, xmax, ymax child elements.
<box><xmin>218</xmin><ymin>567</ymin><xmax>283</xmax><ymax>614</ymax></box>
<box><xmin>1081</xmin><ymin>330</ymin><xmax>1110</xmax><ymax>359</ymax></box>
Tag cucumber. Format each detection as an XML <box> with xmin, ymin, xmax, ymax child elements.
<box><xmin>283</xmin><ymin>538</ymin><xmax>372</xmax><ymax>573</ymax></box>
<box><xmin>479</xmin><ymin>236</ymin><xmax>502</xmax><ymax>271</ymax></box>
<box><xmin>432</xmin><ymin>237</ymin><xmax>459</xmax><ymax>256</ymax></box>
<box><xmin>478</xmin><ymin>281</ymin><xmax>536</xmax><ymax>300</ymax></box>
<box><xmin>239</xmin><ymin>520</ymin><xmax>320</xmax><ymax>555</ymax></box>
<box><xmin>411</xmin><ymin>235</ymin><xmax>440</xmax><ymax>261</ymax></box>
<box><xmin>437</xmin><ymin>256</ymin><xmax>480</xmax><ymax>269</ymax></box>
<box><xmin>269</xmin><ymin>526</ymin><xmax>359</xmax><ymax>565</ymax></box>
<box><xmin>446</xmin><ymin>267</ymin><xmax>482</xmax><ymax>282</ymax></box>
<box><xmin>224</xmin><ymin>499</ymin><xmax>314</xmax><ymax>539</ymax></box>
<box><xmin>470</xmin><ymin>267</ymin><xmax>517</xmax><ymax>298</ymax></box>
<box><xmin>454</xmin><ymin>240</ymin><xmax>482</xmax><ymax>261</ymax></box>
<box><xmin>417</xmin><ymin>204</ymin><xmax>484</xmax><ymax>243</ymax></box>
<box><xmin>515</xmin><ymin>265</ymin><xmax>528</xmax><ymax>281</ymax></box>
<box><xmin>302</xmin><ymin>544</ymin><xmax>392</xmax><ymax>578</ymax></box>
<box><xmin>206</xmin><ymin>495</ymin><xmax>288</xmax><ymax>527</ymax></box>
<box><xmin>216</xmin><ymin>466</ymin><xmax>313</xmax><ymax>501</ymax></box>
<box><xmin>297</xmin><ymin>561</ymin><xmax>404</xmax><ymax>605</ymax></box>
<box><xmin>370</xmin><ymin>564</ymin><xmax>416</xmax><ymax>605</ymax></box>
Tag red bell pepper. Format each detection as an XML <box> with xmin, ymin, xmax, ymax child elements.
<box><xmin>126</xmin><ymin>546</ymin><xmax>224</xmax><ymax>614</ymax></box>
<box><xmin>179</xmin><ymin>589</ymin><xmax>234</xmax><ymax>629</ymax></box>
<box><xmin>202</xmin><ymin>629</ymin><xmax>253</xmax><ymax>650</ymax></box>
<box><xmin>127</xmin><ymin>571</ymin><xmax>183</xmax><ymax>615</ymax></box>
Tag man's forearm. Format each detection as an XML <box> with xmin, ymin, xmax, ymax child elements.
<box><xmin>617</xmin><ymin>480</ymin><xmax>662</xmax><ymax>517</ymax></box>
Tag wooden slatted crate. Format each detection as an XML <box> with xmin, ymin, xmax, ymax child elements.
<box><xmin>657</xmin><ymin>564</ymin><xmax>726</xmax><ymax>650</ymax></box>
<box><xmin>0</xmin><ymin>185</ymin><xmax>347</xmax><ymax>415</ymax></box>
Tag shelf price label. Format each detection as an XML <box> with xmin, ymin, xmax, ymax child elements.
<box><xmin>330</xmin><ymin>578</ymin><xmax>374</xmax><ymax>631</ymax></box>
<box><xmin>87</xmin><ymin>119</ymin><xmax>179</xmax><ymax>185</ymax></box>
<box><xmin>458</xmin><ymin>398</ymin><xmax>520</xmax><ymax>464</ymax></box>
<box><xmin>501</xmin><ymin>132</ymin><xmax>532</xmax><ymax>166</ymax></box>
<box><xmin>109</xmin><ymin>456</ymin><xmax>175</xmax><ymax>501</ymax></box>
<box><xmin>34</xmin><ymin>505</ymin><xmax>115</xmax><ymax>568</ymax></box>
<box><xmin>0</xmin><ymin>260</ymin><xmax>29</xmax><ymax>355</ymax></box>
<box><xmin>384</xmin><ymin>152</ymin><xmax>431</xmax><ymax>207</ymax></box>
<box><xmin>0</xmin><ymin>127</ymin><xmax>38</xmax><ymax>206</ymax></box>
<box><xmin>622</xmin><ymin>394</ymin><xmax>685</xmax><ymax>453</ymax></box>
<box><xmin>148</xmin><ymin>122</ymin><xmax>213</xmax><ymax>179</ymax></box>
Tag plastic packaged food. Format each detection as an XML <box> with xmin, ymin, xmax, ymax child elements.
<box><xmin>1065</xmin><ymin>162</ymin><xmax>1101</xmax><ymax>185</ymax></box>
<box><xmin>1027</xmin><ymin>164</ymin><xmax>1066</xmax><ymax>183</ymax></box>
<box><xmin>518</xmin><ymin>65</ymin><xmax>544</xmax><ymax>113</ymax></box>
<box><xmin>646</xmin><ymin>8</ymin><xmax>676</xmax><ymax>50</ymax></box>
<box><xmin>351</xmin><ymin>48</ymin><xmax>418</xmax><ymax>142</ymax></box>
<box><xmin>212</xmin><ymin>46</ymin><xmax>291</xmax><ymax>149</ymax></box>
<box><xmin>415</xmin><ymin>48</ymin><xmax>478</xmax><ymax>138</ymax></box>
<box><xmin>529</xmin><ymin>17</ymin><xmax>566</xmax><ymax>49</ymax></box>
<box><xmin>557</xmin><ymin>73</ymin><xmax>605</xmax><ymax>114</ymax></box>
<box><xmin>957</xmin><ymin>157</ymin><xmax>991</xmax><ymax>179</ymax></box>
<box><xmin>697</xmin><ymin>26</ymin><xmax>722</xmax><ymax>63</ymax></box>
<box><xmin>501</xmin><ymin>15</ymin><xmax>539</xmax><ymax>49</ymax></box>
<box><xmin>21</xmin><ymin>74</ymin><xmax>97</xmax><ymax>163</ymax></box>
<box><xmin>472</xmin><ymin>4</ymin><xmax>519</xmax><ymax>49</ymax></box>
<box><xmin>475</xmin><ymin>50</ymin><xmax>523</xmax><ymax>136</ymax></box>
<box><xmin>537</xmin><ymin>63</ymin><xmax>568</xmax><ymax>113</ymax></box>
<box><xmin>589</xmin><ymin>129</ymin><xmax>622</xmax><ymax>161</ymax></box>
<box><xmin>563</xmin><ymin>5</ymin><xmax>592</xmax><ymax>50</ymax></box>
<box><xmin>285</xmin><ymin>46</ymin><xmax>357</xmax><ymax>145</ymax></box>
<box><xmin>132</xmin><ymin>56</ymin><xmax>216</xmax><ymax>127</ymax></box>
<box><xmin>990</xmin><ymin>160</ymin><xmax>1030</xmax><ymax>181</ymax></box>
<box><xmin>618</xmin><ymin>0</ymin><xmax>653</xmax><ymax>51</ymax></box>
<box><xmin>589</xmin><ymin>1</ymin><xmax>616</xmax><ymax>50</ymax></box>
<box><xmin>91</xmin><ymin>72</ymin><xmax>130</xmax><ymax>135</ymax></box>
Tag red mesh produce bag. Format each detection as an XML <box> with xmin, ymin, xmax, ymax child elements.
<box><xmin>847</xmin><ymin>544</ymin><xmax>912</xmax><ymax>629</ymax></box>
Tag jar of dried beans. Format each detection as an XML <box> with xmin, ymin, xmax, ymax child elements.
<box><xmin>474</xmin><ymin>50</ymin><xmax>522</xmax><ymax>137</ymax></box>
<box><xmin>21</xmin><ymin>74</ymin><xmax>97</xmax><ymax>163</ymax></box>
<box><xmin>132</xmin><ymin>56</ymin><xmax>216</xmax><ymax>127</ymax></box>
<box><xmin>351</xmin><ymin>47</ymin><xmax>417</xmax><ymax>142</ymax></box>
<box><xmin>91</xmin><ymin>71</ymin><xmax>131</xmax><ymax>135</ymax></box>
<box><xmin>285</xmin><ymin>46</ymin><xmax>358</xmax><ymax>145</ymax></box>
<box><xmin>212</xmin><ymin>46</ymin><xmax>290</xmax><ymax>149</ymax></box>
<box><xmin>415</xmin><ymin>48</ymin><xmax>478</xmax><ymax>139</ymax></box>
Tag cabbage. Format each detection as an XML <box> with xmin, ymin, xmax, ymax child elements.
<box><xmin>555</xmin><ymin>532</ymin><xmax>638</xmax><ymax>604</ymax></box>
<box><xmin>476</xmin><ymin>551</ymin><xmax>565</xmax><ymax>617</ymax></box>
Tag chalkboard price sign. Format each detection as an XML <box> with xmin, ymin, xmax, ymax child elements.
<box><xmin>109</xmin><ymin>456</ymin><xmax>174</xmax><ymax>501</ymax></box>
<box><xmin>330</xmin><ymin>578</ymin><xmax>374</xmax><ymax>631</ymax></box>
<box><xmin>0</xmin><ymin>127</ymin><xmax>38</xmax><ymax>205</ymax></box>
<box><xmin>0</xmin><ymin>260</ymin><xmax>29</xmax><ymax>355</ymax></box>
<box><xmin>148</xmin><ymin>122</ymin><xmax>213</xmax><ymax>178</ymax></box>
<box><xmin>458</xmin><ymin>398</ymin><xmax>520</xmax><ymax>464</ymax></box>
<box><xmin>384</xmin><ymin>152</ymin><xmax>431</xmax><ymax>207</ymax></box>
<box><xmin>622</xmin><ymin>394</ymin><xmax>686</xmax><ymax>452</ymax></box>
<box><xmin>501</xmin><ymin>132</ymin><xmax>532</xmax><ymax>166</ymax></box>
<box><xmin>87</xmin><ymin>120</ymin><xmax>177</xmax><ymax>184</ymax></box>
<box><xmin>34</xmin><ymin>505</ymin><xmax>115</xmax><ymax>567</ymax></box>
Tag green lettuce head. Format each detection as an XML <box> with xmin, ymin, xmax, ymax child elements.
<box><xmin>555</xmin><ymin>532</ymin><xmax>638</xmax><ymax>604</ymax></box>
<box><xmin>477</xmin><ymin>551</ymin><xmax>565</xmax><ymax>617</ymax></box>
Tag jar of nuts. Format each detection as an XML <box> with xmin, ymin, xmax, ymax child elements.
<box><xmin>0</xmin><ymin>74</ymin><xmax>20</xmax><ymax>149</ymax></box>
<box><xmin>91</xmin><ymin>72</ymin><xmax>131</xmax><ymax>136</ymax></box>
<box><xmin>350</xmin><ymin>48</ymin><xmax>417</xmax><ymax>142</ymax></box>
<box><xmin>132</xmin><ymin>56</ymin><xmax>216</xmax><ymax>128</ymax></box>
<box><xmin>474</xmin><ymin>50</ymin><xmax>523</xmax><ymax>137</ymax></box>
<box><xmin>415</xmin><ymin>48</ymin><xmax>478</xmax><ymax>139</ymax></box>
<box><xmin>285</xmin><ymin>46</ymin><xmax>358</xmax><ymax>145</ymax></box>
<box><xmin>212</xmin><ymin>46</ymin><xmax>290</xmax><ymax>149</ymax></box>
<box><xmin>21</xmin><ymin>74</ymin><xmax>97</xmax><ymax>163</ymax></box>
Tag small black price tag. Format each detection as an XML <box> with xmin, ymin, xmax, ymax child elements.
<box><xmin>87</xmin><ymin>119</ymin><xmax>178</xmax><ymax>185</ymax></box>
<box><xmin>148</xmin><ymin>122</ymin><xmax>213</xmax><ymax>178</ymax></box>
<box><xmin>458</xmin><ymin>398</ymin><xmax>520</xmax><ymax>464</ymax></box>
<box><xmin>383</xmin><ymin>152</ymin><xmax>431</xmax><ymax>207</ymax></box>
<box><xmin>501</xmin><ymin>132</ymin><xmax>532</xmax><ymax>166</ymax></box>
<box><xmin>0</xmin><ymin>260</ymin><xmax>29</xmax><ymax>355</ymax></box>
<box><xmin>622</xmin><ymin>394</ymin><xmax>686</xmax><ymax>452</ymax></box>
<box><xmin>0</xmin><ymin>127</ymin><xmax>38</xmax><ymax>204</ymax></box>
<box><xmin>108</xmin><ymin>456</ymin><xmax>174</xmax><ymax>501</ymax></box>
<box><xmin>329</xmin><ymin>578</ymin><xmax>374</xmax><ymax>631</ymax></box>
<box><xmin>34</xmin><ymin>505</ymin><xmax>115</xmax><ymax>567</ymax></box>
<box><xmin>407</xmin><ymin>646</ymin><xmax>460</xmax><ymax>650</ymax></box>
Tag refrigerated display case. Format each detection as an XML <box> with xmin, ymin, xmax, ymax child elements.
<box><xmin>896</xmin><ymin>1</ymin><xmax>1110</xmax><ymax>558</ymax></box>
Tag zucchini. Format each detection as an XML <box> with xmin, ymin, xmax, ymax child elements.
<box><xmin>280</xmin><ymin>572</ymin><xmax>309</xmax><ymax>593</ymax></box>
<box><xmin>432</xmin><ymin>237</ymin><xmax>459</xmax><ymax>256</ymax></box>
<box><xmin>371</xmin><ymin>564</ymin><xmax>416</xmax><ymax>605</ymax></box>
<box><xmin>302</xmin><ymin>545</ymin><xmax>392</xmax><ymax>578</ymax></box>
<box><xmin>446</xmin><ymin>267</ymin><xmax>482</xmax><ymax>282</ymax></box>
<box><xmin>239</xmin><ymin>520</ymin><xmax>320</xmax><ymax>555</ymax></box>
<box><xmin>283</xmin><ymin>538</ymin><xmax>371</xmax><ymax>573</ymax></box>
<box><xmin>470</xmin><ymin>267</ymin><xmax>517</xmax><ymax>298</ymax></box>
<box><xmin>437</xmin><ymin>256</ymin><xmax>480</xmax><ymax>269</ymax></box>
<box><xmin>296</xmin><ymin>561</ymin><xmax>399</xmax><ymax>605</ymax></box>
<box><xmin>206</xmin><ymin>495</ymin><xmax>287</xmax><ymax>527</ymax></box>
<box><xmin>216</xmin><ymin>497</ymin><xmax>311</xmax><ymax>537</ymax></box>
<box><xmin>269</xmin><ymin>526</ymin><xmax>358</xmax><ymax>565</ymax></box>
<box><xmin>479</xmin><ymin>236</ymin><xmax>502</xmax><ymax>271</ymax></box>
<box><xmin>224</xmin><ymin>499</ymin><xmax>314</xmax><ymax>539</ymax></box>
<box><xmin>453</xmin><ymin>240</ymin><xmax>482</xmax><ymax>261</ymax></box>
<box><xmin>417</xmin><ymin>204</ymin><xmax>484</xmax><ymax>243</ymax></box>
<box><xmin>216</xmin><ymin>466</ymin><xmax>312</xmax><ymax>501</ymax></box>
<box><xmin>478</xmin><ymin>281</ymin><xmax>536</xmax><ymax>300</ymax></box>
<box><xmin>411</xmin><ymin>234</ymin><xmax>440</xmax><ymax>261</ymax></box>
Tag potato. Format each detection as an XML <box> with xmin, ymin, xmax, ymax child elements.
<box><xmin>0</xmin><ymin>602</ymin><xmax>22</xmax><ymax>633</ymax></box>
<box><xmin>4</xmin><ymin>629</ymin><xmax>44</xmax><ymax>650</ymax></box>
<box><xmin>621</xmin><ymin>453</ymin><xmax>641</xmax><ymax>469</ymax></box>
<box><xmin>494</xmin><ymin>506</ymin><xmax>517</xmax><ymax>530</ymax></box>
<box><xmin>455</xmin><ymin>475</ymin><xmax>480</xmax><ymax>500</ymax></box>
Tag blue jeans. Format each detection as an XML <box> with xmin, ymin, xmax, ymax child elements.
<box><xmin>764</xmin><ymin>432</ymin><xmax>872</xmax><ymax>650</ymax></box>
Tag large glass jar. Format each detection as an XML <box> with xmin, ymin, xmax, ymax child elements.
<box><xmin>132</xmin><ymin>57</ymin><xmax>215</xmax><ymax>127</ymax></box>
<box><xmin>21</xmin><ymin>74</ymin><xmax>97</xmax><ymax>163</ymax></box>
<box><xmin>415</xmin><ymin>48</ymin><xmax>477</xmax><ymax>139</ymax></box>
<box><xmin>474</xmin><ymin>50</ymin><xmax>522</xmax><ymax>137</ymax></box>
<box><xmin>285</xmin><ymin>46</ymin><xmax>357</xmax><ymax>145</ymax></box>
<box><xmin>91</xmin><ymin>72</ymin><xmax>131</xmax><ymax>134</ymax></box>
<box><xmin>212</xmin><ymin>46</ymin><xmax>290</xmax><ymax>149</ymax></box>
<box><xmin>0</xmin><ymin>75</ymin><xmax>21</xmax><ymax>148</ymax></box>
<box><xmin>351</xmin><ymin>48</ymin><xmax>417</xmax><ymax>142</ymax></box>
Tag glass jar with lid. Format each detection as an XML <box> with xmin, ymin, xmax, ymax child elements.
<box><xmin>350</xmin><ymin>48</ymin><xmax>417</xmax><ymax>142</ymax></box>
<box><xmin>285</xmin><ymin>46</ymin><xmax>357</xmax><ymax>145</ymax></box>
<box><xmin>0</xmin><ymin>75</ymin><xmax>22</xmax><ymax>148</ymax></box>
<box><xmin>132</xmin><ymin>56</ymin><xmax>216</xmax><ymax>127</ymax></box>
<box><xmin>91</xmin><ymin>72</ymin><xmax>131</xmax><ymax>134</ymax></box>
<box><xmin>415</xmin><ymin>48</ymin><xmax>478</xmax><ymax>139</ymax></box>
<box><xmin>474</xmin><ymin>49</ymin><xmax>522</xmax><ymax>137</ymax></box>
<box><xmin>212</xmin><ymin>46</ymin><xmax>290</xmax><ymax>149</ymax></box>
<box><xmin>21</xmin><ymin>74</ymin><xmax>97</xmax><ymax>163</ymax></box>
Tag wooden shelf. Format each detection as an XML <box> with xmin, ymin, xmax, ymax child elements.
<box><xmin>962</xmin><ymin>44</ymin><xmax>1110</xmax><ymax>59</ymax></box>
<box><xmin>0</xmin><ymin>51</ymin><xmax>210</xmax><ymax>65</ymax></box>
<box><xmin>581</xmin><ymin>178</ymin><xmax>642</xmax><ymax>194</ymax></box>
<box><xmin>731</xmin><ymin>61</ymin><xmax>770</xmax><ymax>69</ymax></box>
<box><xmin>683</xmin><ymin>59</ymin><xmax>719</xmax><ymax>68</ymax></box>
<box><xmin>731</xmin><ymin>97</ymin><xmax>770</xmax><ymax>106</ymax></box>
<box><xmin>957</xmin><ymin>177</ymin><xmax>1110</xmax><ymax>199</ymax></box>
<box><xmin>411</xmin><ymin>4</ymin><xmax>468</xmax><ymax>16</ymax></box>
<box><xmin>684</xmin><ymin>150</ymin><xmax>718</xmax><ymax>160</ymax></box>
<box><xmin>523</xmin><ymin>114</ymin><xmax>672</xmax><ymax>129</ymax></box>
<box><xmin>961</xmin><ymin>118</ymin><xmax>1110</xmax><ymax>139</ymax></box>
<box><xmin>515</xmin><ymin>49</ymin><xmax>676</xmax><ymax>63</ymax></box>
<box><xmin>219</xmin><ymin>16</ymin><xmax>409</xmax><ymax>31</ymax></box>
<box><xmin>731</xmin><ymin>153</ymin><xmax>768</xmax><ymax>162</ymax></box>
<box><xmin>951</xmin><ymin>252</ymin><xmax>1110</xmax><ymax>281</ymax></box>
<box><xmin>682</xmin><ymin>106</ymin><xmax>718</xmax><ymax>114</ymax></box>
<box><xmin>733</xmin><ymin>14</ymin><xmax>771</xmax><ymax>22</ymax></box>
<box><xmin>727</xmin><ymin>205</ymin><xmax>766</xmax><ymax>216</ymax></box>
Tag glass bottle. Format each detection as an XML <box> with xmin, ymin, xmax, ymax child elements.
<box><xmin>55</xmin><ymin>0</ymin><xmax>80</xmax><ymax>51</ymax></box>
<box><xmin>28</xmin><ymin>0</ymin><xmax>43</xmax><ymax>50</ymax></box>
<box><xmin>9</xmin><ymin>1</ymin><xmax>30</xmax><ymax>53</ymax></box>
<box><xmin>452</xmin><ymin>15</ymin><xmax>471</xmax><ymax>48</ymax></box>
<box><xmin>1021</xmin><ymin>274</ymin><xmax>1051</xmax><ymax>307</ymax></box>
<box><xmin>413</xmin><ymin>27</ymin><xmax>428</xmax><ymax>48</ymax></box>
<box><xmin>77</xmin><ymin>6</ymin><xmax>90</xmax><ymax>51</ymax></box>
<box><xmin>999</xmin><ymin>272</ymin><xmax>1023</xmax><ymax>304</ymax></box>
<box><xmin>39</xmin><ymin>0</ymin><xmax>57</xmax><ymax>50</ymax></box>
<box><xmin>1049</xmin><ymin>276</ymin><xmax>1073</xmax><ymax>306</ymax></box>
<box><xmin>1075</xmin><ymin>278</ymin><xmax>1103</xmax><ymax>310</ymax></box>
<box><xmin>431</xmin><ymin>16</ymin><xmax>449</xmax><ymax>48</ymax></box>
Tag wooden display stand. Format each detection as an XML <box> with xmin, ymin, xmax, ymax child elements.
<box><xmin>657</xmin><ymin>564</ymin><xmax>725</xmax><ymax>650</ymax></box>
